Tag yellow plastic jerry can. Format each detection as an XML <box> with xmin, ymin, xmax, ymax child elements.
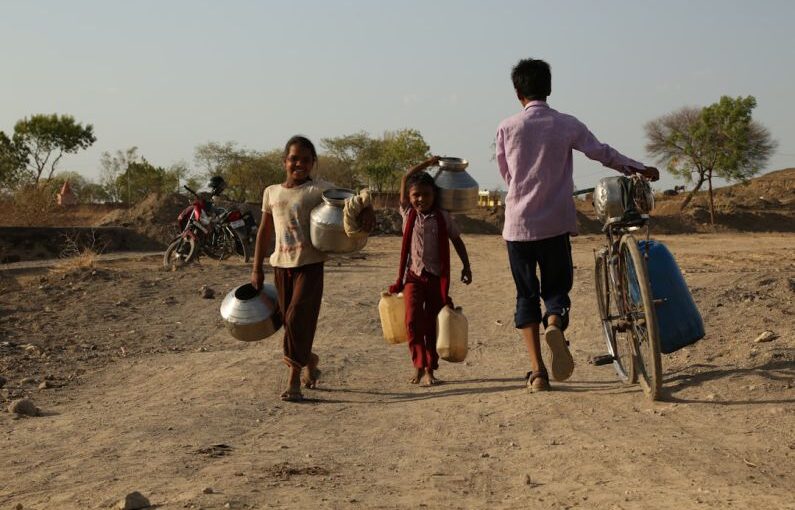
<box><xmin>378</xmin><ymin>291</ymin><xmax>408</xmax><ymax>344</ymax></box>
<box><xmin>436</xmin><ymin>305</ymin><xmax>468</xmax><ymax>362</ymax></box>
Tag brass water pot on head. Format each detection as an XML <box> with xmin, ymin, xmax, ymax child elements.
<box><xmin>434</xmin><ymin>157</ymin><xmax>479</xmax><ymax>212</ymax></box>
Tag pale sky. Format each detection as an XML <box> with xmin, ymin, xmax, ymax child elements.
<box><xmin>2</xmin><ymin>0</ymin><xmax>794</xmax><ymax>192</ymax></box>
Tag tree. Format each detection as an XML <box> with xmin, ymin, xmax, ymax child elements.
<box><xmin>0</xmin><ymin>132</ymin><xmax>28</xmax><ymax>190</ymax></box>
<box><xmin>100</xmin><ymin>147</ymin><xmax>144</xmax><ymax>202</ymax></box>
<box><xmin>13</xmin><ymin>114</ymin><xmax>96</xmax><ymax>183</ymax></box>
<box><xmin>321</xmin><ymin>129</ymin><xmax>430</xmax><ymax>192</ymax></box>
<box><xmin>194</xmin><ymin>142</ymin><xmax>282</xmax><ymax>202</ymax></box>
<box><xmin>645</xmin><ymin>96</ymin><xmax>776</xmax><ymax>223</ymax></box>
<box><xmin>321</xmin><ymin>131</ymin><xmax>378</xmax><ymax>189</ymax></box>
<box><xmin>376</xmin><ymin>129</ymin><xmax>430</xmax><ymax>191</ymax></box>
<box><xmin>79</xmin><ymin>182</ymin><xmax>111</xmax><ymax>203</ymax></box>
<box><xmin>115</xmin><ymin>159</ymin><xmax>178</xmax><ymax>204</ymax></box>
<box><xmin>48</xmin><ymin>171</ymin><xmax>88</xmax><ymax>198</ymax></box>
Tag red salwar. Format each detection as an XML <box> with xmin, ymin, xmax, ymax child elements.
<box><xmin>404</xmin><ymin>269</ymin><xmax>445</xmax><ymax>370</ymax></box>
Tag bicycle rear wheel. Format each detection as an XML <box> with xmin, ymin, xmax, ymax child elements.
<box><xmin>595</xmin><ymin>250</ymin><xmax>636</xmax><ymax>383</ymax></box>
<box><xmin>619</xmin><ymin>235</ymin><xmax>663</xmax><ymax>400</ymax></box>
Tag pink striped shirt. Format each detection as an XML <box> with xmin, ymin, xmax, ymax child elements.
<box><xmin>496</xmin><ymin>101</ymin><xmax>645</xmax><ymax>241</ymax></box>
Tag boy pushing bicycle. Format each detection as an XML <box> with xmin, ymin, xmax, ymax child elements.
<box><xmin>495</xmin><ymin>58</ymin><xmax>659</xmax><ymax>392</ymax></box>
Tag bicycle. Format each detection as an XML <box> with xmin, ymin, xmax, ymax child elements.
<box><xmin>590</xmin><ymin>174</ymin><xmax>663</xmax><ymax>400</ymax></box>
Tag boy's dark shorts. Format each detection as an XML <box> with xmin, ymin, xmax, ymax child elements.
<box><xmin>506</xmin><ymin>233</ymin><xmax>573</xmax><ymax>330</ymax></box>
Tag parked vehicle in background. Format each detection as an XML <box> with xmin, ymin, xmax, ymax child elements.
<box><xmin>163</xmin><ymin>185</ymin><xmax>251</xmax><ymax>269</ymax></box>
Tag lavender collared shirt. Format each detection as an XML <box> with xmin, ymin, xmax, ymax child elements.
<box><xmin>399</xmin><ymin>204</ymin><xmax>460</xmax><ymax>277</ymax></box>
<box><xmin>496</xmin><ymin>101</ymin><xmax>645</xmax><ymax>241</ymax></box>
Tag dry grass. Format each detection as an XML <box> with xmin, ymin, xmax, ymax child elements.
<box><xmin>53</xmin><ymin>230</ymin><xmax>104</xmax><ymax>271</ymax></box>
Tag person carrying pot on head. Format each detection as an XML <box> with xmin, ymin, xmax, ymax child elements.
<box><xmin>250</xmin><ymin>135</ymin><xmax>376</xmax><ymax>402</ymax></box>
<box><xmin>388</xmin><ymin>155</ymin><xmax>472</xmax><ymax>387</ymax></box>
<box><xmin>495</xmin><ymin>58</ymin><xmax>659</xmax><ymax>392</ymax></box>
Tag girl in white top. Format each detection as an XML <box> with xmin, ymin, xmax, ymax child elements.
<box><xmin>251</xmin><ymin>135</ymin><xmax>375</xmax><ymax>402</ymax></box>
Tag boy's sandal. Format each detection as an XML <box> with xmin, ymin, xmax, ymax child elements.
<box><xmin>280</xmin><ymin>389</ymin><xmax>303</xmax><ymax>402</ymax></box>
<box><xmin>544</xmin><ymin>325</ymin><xmax>574</xmax><ymax>382</ymax></box>
<box><xmin>525</xmin><ymin>370</ymin><xmax>550</xmax><ymax>392</ymax></box>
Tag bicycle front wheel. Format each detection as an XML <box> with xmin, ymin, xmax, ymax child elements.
<box><xmin>619</xmin><ymin>235</ymin><xmax>663</xmax><ymax>400</ymax></box>
<box><xmin>595</xmin><ymin>250</ymin><xmax>636</xmax><ymax>383</ymax></box>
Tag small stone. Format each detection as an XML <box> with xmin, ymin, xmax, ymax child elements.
<box><xmin>197</xmin><ymin>347</ymin><xmax>207</xmax><ymax>353</ymax></box>
<box><xmin>15</xmin><ymin>504</ymin><xmax>23</xmax><ymax>510</ymax></box>
<box><xmin>116</xmin><ymin>491</ymin><xmax>150</xmax><ymax>510</ymax></box>
<box><xmin>38</xmin><ymin>381</ymin><xmax>52</xmax><ymax>390</ymax></box>
<box><xmin>480</xmin><ymin>452</ymin><xmax>490</xmax><ymax>458</ymax></box>
<box><xmin>8</xmin><ymin>398</ymin><xmax>39</xmax><ymax>416</ymax></box>
<box><xmin>524</xmin><ymin>474</ymin><xmax>533</xmax><ymax>485</ymax></box>
<box><xmin>0</xmin><ymin>375</ymin><xmax>6</xmax><ymax>388</ymax></box>
<box><xmin>754</xmin><ymin>331</ymin><xmax>778</xmax><ymax>343</ymax></box>
<box><xmin>23</xmin><ymin>345</ymin><xmax>42</xmax><ymax>356</ymax></box>
<box><xmin>202</xmin><ymin>487</ymin><xmax>214</xmax><ymax>494</ymax></box>
<box><xmin>705</xmin><ymin>393</ymin><xmax>718</xmax><ymax>401</ymax></box>
<box><xmin>201</xmin><ymin>286</ymin><xmax>215</xmax><ymax>299</ymax></box>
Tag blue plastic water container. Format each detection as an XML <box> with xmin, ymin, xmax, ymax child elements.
<box><xmin>638</xmin><ymin>240</ymin><xmax>705</xmax><ymax>354</ymax></box>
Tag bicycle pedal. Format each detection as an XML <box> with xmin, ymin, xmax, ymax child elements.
<box><xmin>590</xmin><ymin>354</ymin><xmax>615</xmax><ymax>366</ymax></box>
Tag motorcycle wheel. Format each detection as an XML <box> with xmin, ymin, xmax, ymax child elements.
<box><xmin>163</xmin><ymin>236</ymin><xmax>197</xmax><ymax>269</ymax></box>
<box><xmin>204</xmin><ymin>228</ymin><xmax>248</xmax><ymax>263</ymax></box>
<box><xmin>233</xmin><ymin>230</ymin><xmax>250</xmax><ymax>263</ymax></box>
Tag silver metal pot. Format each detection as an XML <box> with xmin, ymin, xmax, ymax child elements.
<box><xmin>310</xmin><ymin>188</ymin><xmax>367</xmax><ymax>254</ymax></box>
<box><xmin>434</xmin><ymin>158</ymin><xmax>479</xmax><ymax>212</ymax></box>
<box><xmin>593</xmin><ymin>176</ymin><xmax>652</xmax><ymax>226</ymax></box>
<box><xmin>220</xmin><ymin>283</ymin><xmax>282</xmax><ymax>342</ymax></box>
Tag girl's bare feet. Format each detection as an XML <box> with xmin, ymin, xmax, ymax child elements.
<box><xmin>281</xmin><ymin>366</ymin><xmax>303</xmax><ymax>402</ymax></box>
<box><xmin>420</xmin><ymin>369</ymin><xmax>440</xmax><ymax>387</ymax></box>
<box><xmin>301</xmin><ymin>353</ymin><xmax>321</xmax><ymax>389</ymax></box>
<box><xmin>409</xmin><ymin>367</ymin><xmax>424</xmax><ymax>384</ymax></box>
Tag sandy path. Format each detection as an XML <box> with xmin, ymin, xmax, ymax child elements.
<box><xmin>1</xmin><ymin>234</ymin><xmax>793</xmax><ymax>509</ymax></box>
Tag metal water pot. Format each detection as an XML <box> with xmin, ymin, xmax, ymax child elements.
<box><xmin>310</xmin><ymin>188</ymin><xmax>367</xmax><ymax>254</ymax></box>
<box><xmin>593</xmin><ymin>176</ymin><xmax>653</xmax><ymax>227</ymax></box>
<box><xmin>220</xmin><ymin>283</ymin><xmax>282</xmax><ymax>342</ymax></box>
<box><xmin>434</xmin><ymin>157</ymin><xmax>479</xmax><ymax>212</ymax></box>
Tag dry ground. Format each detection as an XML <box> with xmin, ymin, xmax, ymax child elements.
<box><xmin>0</xmin><ymin>234</ymin><xmax>793</xmax><ymax>509</ymax></box>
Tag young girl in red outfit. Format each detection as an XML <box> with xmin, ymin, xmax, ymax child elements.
<box><xmin>389</xmin><ymin>156</ymin><xmax>472</xmax><ymax>386</ymax></box>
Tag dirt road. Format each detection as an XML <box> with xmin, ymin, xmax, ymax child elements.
<box><xmin>1</xmin><ymin>234</ymin><xmax>793</xmax><ymax>509</ymax></box>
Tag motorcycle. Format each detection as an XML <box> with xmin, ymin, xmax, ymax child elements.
<box><xmin>163</xmin><ymin>185</ymin><xmax>252</xmax><ymax>269</ymax></box>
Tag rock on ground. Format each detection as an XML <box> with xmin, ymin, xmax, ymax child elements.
<box><xmin>7</xmin><ymin>398</ymin><xmax>39</xmax><ymax>417</ymax></box>
<box><xmin>116</xmin><ymin>491</ymin><xmax>151</xmax><ymax>510</ymax></box>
